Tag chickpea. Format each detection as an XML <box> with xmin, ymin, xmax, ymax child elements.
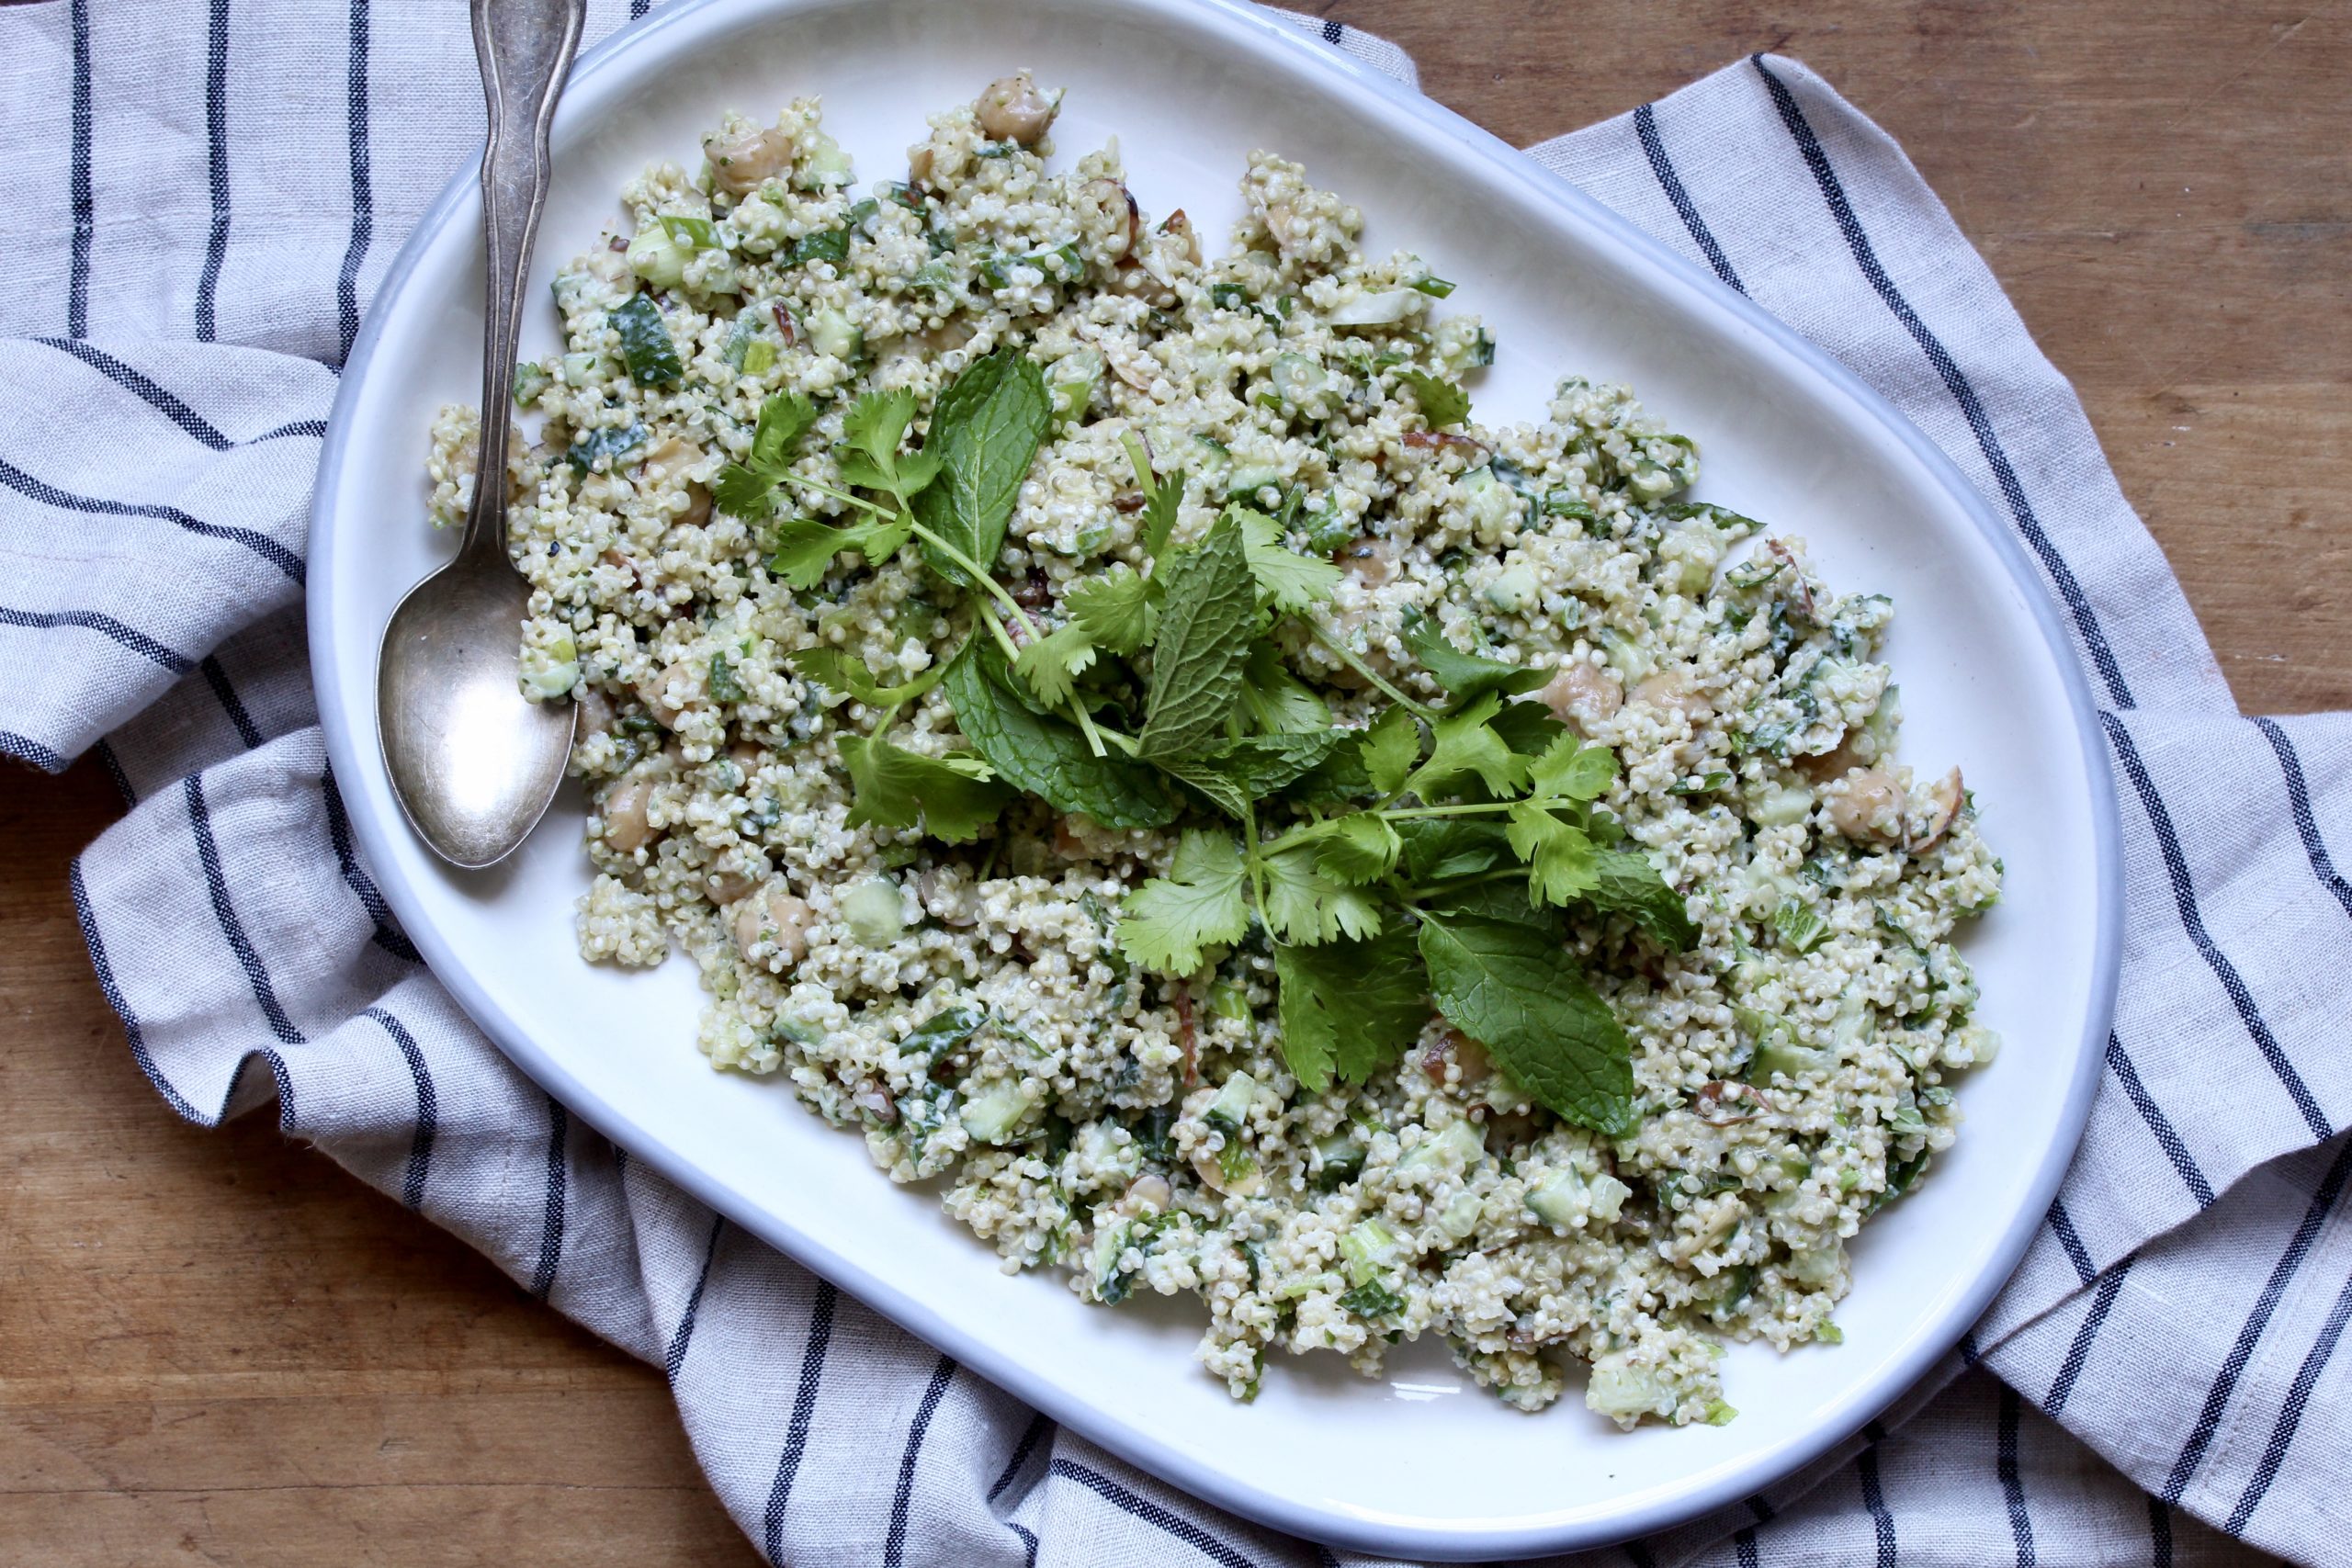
<box><xmin>1633</xmin><ymin>668</ymin><xmax>1713</xmax><ymax>722</ymax></box>
<box><xmin>706</xmin><ymin>868</ymin><xmax>756</xmax><ymax>906</ymax></box>
<box><xmin>639</xmin><ymin>434</ymin><xmax>704</xmax><ymax>489</ymax></box>
<box><xmin>1539</xmin><ymin>661</ymin><xmax>1623</xmax><ymax>730</ymax></box>
<box><xmin>976</xmin><ymin>73</ymin><xmax>1060</xmax><ymax>145</ymax></box>
<box><xmin>1117</xmin><ymin>1172</ymin><xmax>1172</xmax><ymax>1216</ymax></box>
<box><xmin>601</xmin><ymin>776</ymin><xmax>654</xmax><ymax>853</ymax></box>
<box><xmin>1159</xmin><ymin>209</ymin><xmax>1202</xmax><ymax>266</ymax></box>
<box><xmin>1827</xmin><ymin>766</ymin><xmax>1905</xmax><ymax>844</ymax></box>
<box><xmin>703</xmin><ymin>124</ymin><xmax>795</xmax><ymax>198</ymax></box>
<box><xmin>733</xmin><ymin>885</ymin><xmax>813</xmax><ymax>967</ymax></box>
<box><xmin>639</xmin><ymin>659</ymin><xmax>695</xmax><ymax>728</ymax></box>
<box><xmin>575</xmin><ymin>685</ymin><xmax>616</xmax><ymax>739</ymax></box>
<box><xmin>1339</xmin><ymin>536</ymin><xmax>1396</xmax><ymax>587</ymax></box>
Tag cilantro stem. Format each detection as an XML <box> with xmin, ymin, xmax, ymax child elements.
<box><xmin>1256</xmin><ymin>797</ymin><xmax>1530</xmax><ymax>857</ymax></box>
<box><xmin>1301</xmin><ymin>618</ymin><xmax>1439</xmax><ymax>720</ymax></box>
<box><xmin>779</xmin><ymin>471</ymin><xmax>900</xmax><ymax>522</ymax></box>
<box><xmin>1239</xmin><ymin>799</ymin><xmax>1272</xmax><ymax>933</ymax></box>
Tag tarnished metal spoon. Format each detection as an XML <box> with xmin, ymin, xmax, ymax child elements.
<box><xmin>378</xmin><ymin>0</ymin><xmax>586</xmax><ymax>869</ymax></box>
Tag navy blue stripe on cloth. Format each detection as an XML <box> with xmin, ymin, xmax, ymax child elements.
<box><xmin>37</xmin><ymin>339</ymin><xmax>232</xmax><ymax>450</ymax></box>
<box><xmin>762</xmin><ymin>1280</ymin><xmax>837</xmax><ymax>1565</ymax></box>
<box><xmin>2254</xmin><ymin>716</ymin><xmax>2352</xmax><ymax>924</ymax></box>
<box><xmin>67</xmin><ymin>0</ymin><xmax>94</xmax><ymax>338</ymax></box>
<box><xmin>2105</xmin><ymin>1032</ymin><xmax>2217</xmax><ymax>1208</ymax></box>
<box><xmin>2225</xmin><ymin>1260</ymin><xmax>2352</xmax><ymax>1536</ymax></box>
<box><xmin>1010</xmin><ymin>1521</ymin><xmax>1039</xmax><ymax>1568</ymax></box>
<box><xmin>70</xmin><ymin>858</ymin><xmax>203</xmax><ymax>1122</ymax></box>
<box><xmin>1634</xmin><ymin>102</ymin><xmax>1747</xmax><ymax>294</ymax></box>
<box><xmin>360</xmin><ymin>1007</ymin><xmax>436</xmax><ymax>1209</ymax></box>
<box><xmin>321</xmin><ymin>764</ymin><xmax>422</xmax><ymax>962</ymax></box>
<box><xmin>1321</xmin><ymin>17</ymin><xmax>1342</xmax><ymax>45</ymax></box>
<box><xmin>628</xmin><ymin>0</ymin><xmax>650</xmax><ymax>17</ymax></box>
<box><xmin>1857</xmin><ymin>1420</ymin><xmax>1895</xmax><ymax>1568</ymax></box>
<box><xmin>95</xmin><ymin>739</ymin><xmax>135</xmax><ymax>804</ymax></box>
<box><xmin>2046</xmin><ymin>1254</ymin><xmax>2135</xmax><ymax>1416</ymax></box>
<box><xmin>882</xmin><ymin>1355</ymin><xmax>957</xmax><ymax>1568</ymax></box>
<box><xmin>0</xmin><ymin>457</ymin><xmax>304</xmax><ymax>583</ymax></box>
<box><xmin>0</xmin><ymin>605</ymin><xmax>192</xmax><ymax>673</ymax></box>
<box><xmin>1998</xmin><ymin>1384</ymin><xmax>2037</xmax><ymax>1565</ymax></box>
<box><xmin>2163</xmin><ymin>1136</ymin><xmax>2352</xmax><ymax>1502</ymax></box>
<box><xmin>2149</xmin><ymin>1497</ymin><xmax>2174</xmax><ymax>1568</ymax></box>
<box><xmin>1733</xmin><ymin>1529</ymin><xmax>1758</xmax><ymax>1568</ymax></box>
<box><xmin>0</xmin><ymin>730</ymin><xmax>66</xmax><ymax>772</ymax></box>
<box><xmin>528</xmin><ymin>1095</ymin><xmax>568</xmax><ymax>1300</ymax></box>
<box><xmin>663</xmin><ymin>1213</ymin><xmax>727</xmax><ymax>1382</ymax></box>
<box><xmin>197</xmin><ymin>0</ymin><xmax>232</xmax><ymax>342</ymax></box>
<box><xmin>988</xmin><ymin>1411</ymin><xmax>1052</xmax><ymax>1504</ymax></box>
<box><xmin>2046</xmin><ymin>1199</ymin><xmax>2096</xmax><ymax>1287</ymax></box>
<box><xmin>1624</xmin><ymin>1541</ymin><xmax>1657</xmax><ymax>1568</ymax></box>
<box><xmin>1048</xmin><ymin>1460</ymin><xmax>1264</xmax><ymax>1568</ymax></box>
<box><xmin>200</xmin><ymin>655</ymin><xmax>264</xmax><ymax>748</ymax></box>
<box><xmin>2101</xmin><ymin>711</ymin><xmax>2331</xmax><ymax>1140</ymax></box>
<box><xmin>256</xmin><ymin>418</ymin><xmax>330</xmax><ymax>441</ymax></box>
<box><xmin>185</xmin><ymin>773</ymin><xmax>305</xmax><ymax>1049</ymax></box>
<box><xmin>334</xmin><ymin>0</ymin><xmax>374</xmax><ymax>367</ymax></box>
<box><xmin>1748</xmin><ymin>54</ymin><xmax>2134</xmax><ymax>712</ymax></box>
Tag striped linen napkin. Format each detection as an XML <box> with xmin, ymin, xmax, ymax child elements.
<box><xmin>4</xmin><ymin>2</ymin><xmax>2345</xmax><ymax>1562</ymax></box>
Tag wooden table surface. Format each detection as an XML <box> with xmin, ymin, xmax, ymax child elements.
<box><xmin>5</xmin><ymin>2</ymin><xmax>2346</xmax><ymax>1562</ymax></box>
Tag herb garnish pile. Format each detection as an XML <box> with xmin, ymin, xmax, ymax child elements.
<box><xmin>721</xmin><ymin>346</ymin><xmax>1702</xmax><ymax>1137</ymax></box>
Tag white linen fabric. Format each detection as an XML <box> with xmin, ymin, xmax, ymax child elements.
<box><xmin>3</xmin><ymin>2</ymin><xmax>2340</xmax><ymax>1562</ymax></box>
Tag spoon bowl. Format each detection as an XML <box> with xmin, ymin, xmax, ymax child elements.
<box><xmin>378</xmin><ymin>538</ymin><xmax>577</xmax><ymax>868</ymax></box>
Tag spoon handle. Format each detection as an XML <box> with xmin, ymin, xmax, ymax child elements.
<box><xmin>462</xmin><ymin>0</ymin><xmax>586</xmax><ymax>562</ymax></box>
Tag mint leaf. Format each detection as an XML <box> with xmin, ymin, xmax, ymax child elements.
<box><xmin>1396</xmin><ymin>818</ymin><xmax>1514</xmax><ymax>884</ymax></box>
<box><xmin>1116</xmin><ymin>830</ymin><xmax>1249</xmax><ymax>974</ymax></box>
<box><xmin>839</xmin><ymin>734</ymin><xmax>1007</xmax><ymax>843</ymax></box>
<box><xmin>1238</xmin><ymin>641</ymin><xmax>1329</xmax><ymax>734</ymax></box>
<box><xmin>1012</xmin><ymin>623</ymin><xmax>1097</xmax><ymax>708</ymax></box>
<box><xmin>1528</xmin><ymin>733</ymin><xmax>1616</xmax><ymax>802</ymax></box>
<box><xmin>1360</xmin><ymin>705</ymin><xmax>1422</xmax><ymax>796</ymax></box>
<box><xmin>944</xmin><ymin>640</ymin><xmax>1180</xmax><ymax>829</ymax></box>
<box><xmin>1508</xmin><ymin>801</ymin><xmax>1600</xmax><ymax>907</ymax></box>
<box><xmin>1416</xmin><ymin>908</ymin><xmax>1635</xmax><ymax>1134</ymax></box>
<box><xmin>1283</xmin><ymin>733</ymin><xmax>1376</xmax><ymax>807</ymax></box>
<box><xmin>1488</xmin><ymin>698</ymin><xmax>1567</xmax><ymax>758</ymax></box>
<box><xmin>609</xmin><ymin>295</ymin><xmax>683</xmax><ymax>386</ymax></box>
<box><xmin>1136</xmin><ymin>516</ymin><xmax>1260</xmax><ymax>760</ymax></box>
<box><xmin>1156</xmin><ymin>731</ymin><xmax>1342</xmax><ymax>818</ymax></box>
<box><xmin>913</xmin><ymin>348</ymin><xmax>1052</xmax><ymax>584</ymax></box>
<box><xmin>1263</xmin><ymin>844</ymin><xmax>1383</xmax><ymax>946</ymax></box>
<box><xmin>789</xmin><ymin>644</ymin><xmax>950</xmax><ymax>707</ymax></box>
<box><xmin>1406</xmin><ymin>693</ymin><xmax>1531</xmax><ymax>799</ymax></box>
<box><xmin>1274</xmin><ymin>928</ymin><xmax>1429</xmax><ymax>1092</ymax></box>
<box><xmin>1398</xmin><ymin>369</ymin><xmax>1468</xmax><ymax>428</ymax></box>
<box><xmin>1066</xmin><ymin>566</ymin><xmax>1158</xmax><ymax>655</ymax></box>
<box><xmin>1589</xmin><ymin>846</ymin><xmax>1698</xmax><ymax>949</ymax></box>
<box><xmin>1400</xmin><ymin>611</ymin><xmax>1547</xmax><ymax>705</ymax></box>
<box><xmin>1313</xmin><ymin>813</ymin><xmax>1400</xmax><ymax>884</ymax></box>
<box><xmin>1230</xmin><ymin>506</ymin><xmax>1341</xmax><ymax>613</ymax></box>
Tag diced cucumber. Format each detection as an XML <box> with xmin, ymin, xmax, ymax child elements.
<box><xmin>1046</xmin><ymin>346</ymin><xmax>1102</xmax><ymax>427</ymax></box>
<box><xmin>795</xmin><ymin>129</ymin><xmax>854</xmax><ymax>189</ymax></box>
<box><xmin>1586</xmin><ymin>1171</ymin><xmax>1631</xmax><ymax>1222</ymax></box>
<box><xmin>1598</xmin><ymin>626</ymin><xmax>1654</xmax><ymax>685</ymax></box>
<box><xmin>1312</xmin><ymin>1133</ymin><xmax>1363</xmax><ymax>1191</ymax></box>
<box><xmin>1586</xmin><ymin>1359</ymin><xmax>1671</xmax><ymax>1422</ymax></box>
<box><xmin>1398</xmin><ymin>1117</ymin><xmax>1484</xmax><ymax>1172</ymax></box>
<box><xmin>1739</xmin><ymin>1006</ymin><xmax>1834</xmax><ymax>1084</ymax></box>
<box><xmin>1484</xmin><ymin>565</ymin><xmax>1539</xmax><ymax>614</ymax></box>
<box><xmin>1266</xmin><ymin>352</ymin><xmax>1326</xmax><ymax>411</ymax></box>
<box><xmin>1786</xmin><ymin>1244</ymin><xmax>1843</xmax><ymax>1289</ymax></box>
<box><xmin>1339</xmin><ymin>1216</ymin><xmax>1398</xmax><ymax>1286</ymax></box>
<box><xmin>560</xmin><ymin>350</ymin><xmax>599</xmax><ymax>386</ymax></box>
<box><xmin>805</xmin><ymin>305</ymin><xmax>862</xmax><ymax>363</ymax></box>
<box><xmin>842</xmin><ymin>875</ymin><xmax>903</xmax><ymax>947</ymax></box>
<box><xmin>517</xmin><ymin>631</ymin><xmax>579</xmax><ymax>700</ymax></box>
<box><xmin>511</xmin><ymin>360</ymin><xmax>552</xmax><ymax>406</ymax></box>
<box><xmin>626</xmin><ymin>224</ymin><xmax>690</xmax><ymax>288</ymax></box>
<box><xmin>959</xmin><ymin>1081</ymin><xmax>1035</xmax><ymax>1145</ymax></box>
<box><xmin>1460</xmin><ymin>466</ymin><xmax>1519</xmax><ymax>539</ymax></box>
<box><xmin>1748</xmin><ymin>779</ymin><xmax>1814</xmax><ymax>827</ymax></box>
<box><xmin>1224</xmin><ymin>465</ymin><xmax>1282</xmax><ymax>503</ymax></box>
<box><xmin>1204</xmin><ymin>1070</ymin><xmax>1256</xmax><ymax>1134</ymax></box>
<box><xmin>1436</xmin><ymin>1189</ymin><xmax>1484</xmax><ymax>1240</ymax></box>
<box><xmin>1327</xmin><ymin>288</ymin><xmax>1419</xmax><ymax>326</ymax></box>
<box><xmin>1525</xmin><ymin>1167</ymin><xmax>1588</xmax><ymax>1229</ymax></box>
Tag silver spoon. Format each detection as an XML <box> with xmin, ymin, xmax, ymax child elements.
<box><xmin>378</xmin><ymin>0</ymin><xmax>586</xmax><ymax>869</ymax></box>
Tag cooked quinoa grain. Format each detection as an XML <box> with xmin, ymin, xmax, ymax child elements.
<box><xmin>435</xmin><ymin>77</ymin><xmax>2003</xmax><ymax>1427</ymax></box>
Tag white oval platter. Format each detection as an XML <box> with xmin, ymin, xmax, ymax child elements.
<box><xmin>310</xmin><ymin>0</ymin><xmax>2120</xmax><ymax>1555</ymax></box>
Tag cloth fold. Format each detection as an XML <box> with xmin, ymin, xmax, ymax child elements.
<box><xmin>6</xmin><ymin>2</ymin><xmax>2341</xmax><ymax>1562</ymax></box>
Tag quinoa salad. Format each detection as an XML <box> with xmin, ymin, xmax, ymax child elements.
<box><xmin>432</xmin><ymin>74</ymin><xmax>2004</xmax><ymax>1427</ymax></box>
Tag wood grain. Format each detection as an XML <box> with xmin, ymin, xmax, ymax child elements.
<box><xmin>4</xmin><ymin>2</ymin><xmax>2344</xmax><ymax>1560</ymax></box>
